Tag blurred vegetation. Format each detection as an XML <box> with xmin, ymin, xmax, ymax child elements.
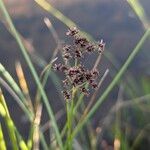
<box><xmin>0</xmin><ymin>0</ymin><xmax>150</xmax><ymax>149</ymax></box>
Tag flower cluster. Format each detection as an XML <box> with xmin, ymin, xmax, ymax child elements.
<box><xmin>53</xmin><ymin>27</ymin><xmax>105</xmax><ymax>100</ymax></box>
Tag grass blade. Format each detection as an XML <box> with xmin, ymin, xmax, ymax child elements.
<box><xmin>0</xmin><ymin>124</ymin><xmax>6</xmax><ymax>150</ymax></box>
<box><xmin>0</xmin><ymin>1</ymin><xmax>63</xmax><ymax>149</ymax></box>
<box><xmin>127</xmin><ymin>0</ymin><xmax>149</xmax><ymax>29</ymax></box>
<box><xmin>0</xmin><ymin>89</ymin><xmax>19</xmax><ymax>150</ymax></box>
<box><xmin>0</xmin><ymin>67</ymin><xmax>33</xmax><ymax>120</ymax></box>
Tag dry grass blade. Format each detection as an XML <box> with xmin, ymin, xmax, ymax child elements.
<box><xmin>33</xmin><ymin>104</ymin><xmax>42</xmax><ymax>150</ymax></box>
<box><xmin>44</xmin><ymin>18</ymin><xmax>62</xmax><ymax>61</ymax></box>
<box><xmin>44</xmin><ymin>17</ymin><xmax>60</xmax><ymax>45</ymax></box>
<box><xmin>15</xmin><ymin>61</ymin><xmax>33</xmax><ymax>112</ymax></box>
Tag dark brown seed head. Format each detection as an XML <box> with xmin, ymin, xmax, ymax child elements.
<box><xmin>53</xmin><ymin>27</ymin><xmax>105</xmax><ymax>100</ymax></box>
<box><xmin>60</xmin><ymin>65</ymin><xmax>68</xmax><ymax>72</ymax></box>
<box><xmin>75</xmin><ymin>50</ymin><xmax>82</xmax><ymax>58</ymax></box>
<box><xmin>85</xmin><ymin>72</ymin><xmax>92</xmax><ymax>81</ymax></box>
<box><xmin>81</xmin><ymin>87</ymin><xmax>89</xmax><ymax>96</ymax></box>
<box><xmin>63</xmin><ymin>45</ymin><xmax>72</xmax><ymax>52</ymax></box>
<box><xmin>86</xmin><ymin>43</ymin><xmax>96</xmax><ymax>52</ymax></box>
<box><xmin>74</xmin><ymin>36</ymin><xmax>89</xmax><ymax>47</ymax></box>
<box><xmin>53</xmin><ymin>63</ymin><xmax>62</xmax><ymax>71</ymax></box>
<box><xmin>62</xmin><ymin>90</ymin><xmax>71</xmax><ymax>100</ymax></box>
<box><xmin>53</xmin><ymin>63</ymin><xmax>68</xmax><ymax>72</ymax></box>
<box><xmin>91</xmin><ymin>82</ymin><xmax>98</xmax><ymax>89</ymax></box>
<box><xmin>66</xmin><ymin>27</ymin><xmax>79</xmax><ymax>36</ymax></box>
<box><xmin>98</xmin><ymin>39</ymin><xmax>105</xmax><ymax>53</ymax></box>
<box><xmin>63</xmin><ymin>52</ymin><xmax>72</xmax><ymax>60</ymax></box>
<box><xmin>92</xmin><ymin>69</ymin><xmax>99</xmax><ymax>77</ymax></box>
<box><xmin>78</xmin><ymin>65</ymin><xmax>85</xmax><ymax>72</ymax></box>
<box><xmin>63</xmin><ymin>79</ymin><xmax>69</xmax><ymax>86</ymax></box>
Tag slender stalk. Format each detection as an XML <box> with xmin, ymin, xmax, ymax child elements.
<box><xmin>15</xmin><ymin>61</ymin><xmax>33</xmax><ymax>112</ymax></box>
<box><xmin>66</xmin><ymin>102</ymin><xmax>72</xmax><ymax>149</ymax></box>
<box><xmin>73</xmin><ymin>84</ymin><xmax>88</xmax><ymax>114</ymax></box>
<box><xmin>0</xmin><ymin>89</ymin><xmax>19</xmax><ymax>150</ymax></box>
<box><xmin>0</xmin><ymin>77</ymin><xmax>32</xmax><ymax>120</ymax></box>
<box><xmin>0</xmin><ymin>124</ymin><xmax>6</xmax><ymax>150</ymax></box>
<box><xmin>65</xmin><ymin>88</ymin><xmax>76</xmax><ymax>150</ymax></box>
<box><xmin>0</xmin><ymin>64</ymin><xmax>33</xmax><ymax>120</ymax></box>
<box><xmin>15</xmin><ymin>130</ymin><xmax>29</xmax><ymax>150</ymax></box>
<box><xmin>0</xmin><ymin>89</ymin><xmax>29</xmax><ymax>150</ymax></box>
<box><xmin>71</xmin><ymin>28</ymin><xmax>150</xmax><ymax>139</ymax></box>
<box><xmin>0</xmin><ymin>1</ymin><xmax>63</xmax><ymax>149</ymax></box>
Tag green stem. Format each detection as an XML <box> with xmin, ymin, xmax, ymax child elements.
<box><xmin>0</xmin><ymin>89</ymin><xmax>29</xmax><ymax>150</ymax></box>
<box><xmin>0</xmin><ymin>124</ymin><xmax>6</xmax><ymax>150</ymax></box>
<box><xmin>0</xmin><ymin>89</ymin><xmax>19</xmax><ymax>150</ymax></box>
<box><xmin>66</xmin><ymin>102</ymin><xmax>72</xmax><ymax>149</ymax></box>
<box><xmin>0</xmin><ymin>64</ymin><xmax>33</xmax><ymax>120</ymax></box>
<box><xmin>0</xmin><ymin>0</ymin><xmax>63</xmax><ymax>149</ymax></box>
<box><xmin>65</xmin><ymin>88</ymin><xmax>76</xmax><ymax>150</ymax></box>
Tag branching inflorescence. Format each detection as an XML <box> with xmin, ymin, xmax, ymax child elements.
<box><xmin>53</xmin><ymin>27</ymin><xmax>105</xmax><ymax>100</ymax></box>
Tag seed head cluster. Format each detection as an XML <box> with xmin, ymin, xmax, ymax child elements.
<box><xmin>53</xmin><ymin>27</ymin><xmax>105</xmax><ymax>100</ymax></box>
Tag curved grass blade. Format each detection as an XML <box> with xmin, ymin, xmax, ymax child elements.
<box><xmin>127</xmin><ymin>0</ymin><xmax>149</xmax><ymax>29</ymax></box>
<box><xmin>0</xmin><ymin>64</ymin><xmax>33</xmax><ymax>120</ymax></box>
<box><xmin>0</xmin><ymin>1</ymin><xmax>63</xmax><ymax>149</ymax></box>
